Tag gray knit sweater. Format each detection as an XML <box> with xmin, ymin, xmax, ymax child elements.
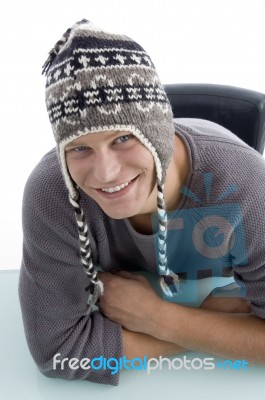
<box><xmin>19</xmin><ymin>118</ymin><xmax>265</xmax><ymax>386</ymax></box>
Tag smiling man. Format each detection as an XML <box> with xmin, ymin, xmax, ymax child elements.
<box><xmin>19</xmin><ymin>19</ymin><xmax>265</xmax><ymax>386</ymax></box>
<box><xmin>65</xmin><ymin>131</ymin><xmax>158</xmax><ymax>221</ymax></box>
<box><xmin>65</xmin><ymin>130</ymin><xmax>188</xmax><ymax>229</ymax></box>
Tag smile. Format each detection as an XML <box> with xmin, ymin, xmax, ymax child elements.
<box><xmin>101</xmin><ymin>179</ymin><xmax>131</xmax><ymax>193</ymax></box>
<box><xmin>95</xmin><ymin>176</ymin><xmax>139</xmax><ymax>199</ymax></box>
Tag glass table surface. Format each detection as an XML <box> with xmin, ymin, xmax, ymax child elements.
<box><xmin>1</xmin><ymin>270</ymin><xmax>264</xmax><ymax>400</ymax></box>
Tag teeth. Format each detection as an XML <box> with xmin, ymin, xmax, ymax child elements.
<box><xmin>101</xmin><ymin>180</ymin><xmax>131</xmax><ymax>193</ymax></box>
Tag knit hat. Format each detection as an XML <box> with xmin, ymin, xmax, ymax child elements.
<box><xmin>42</xmin><ymin>19</ymin><xmax>180</xmax><ymax>305</ymax></box>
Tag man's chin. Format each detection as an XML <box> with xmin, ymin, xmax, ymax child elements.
<box><xmin>102</xmin><ymin>208</ymin><xmax>138</xmax><ymax>220</ymax></box>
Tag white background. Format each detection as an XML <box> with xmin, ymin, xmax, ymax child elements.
<box><xmin>1</xmin><ymin>0</ymin><xmax>265</xmax><ymax>270</ymax></box>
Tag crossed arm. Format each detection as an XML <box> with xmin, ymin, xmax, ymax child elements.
<box><xmin>98</xmin><ymin>271</ymin><xmax>265</xmax><ymax>364</ymax></box>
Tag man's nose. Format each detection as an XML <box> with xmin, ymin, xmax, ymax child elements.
<box><xmin>93</xmin><ymin>150</ymin><xmax>121</xmax><ymax>183</ymax></box>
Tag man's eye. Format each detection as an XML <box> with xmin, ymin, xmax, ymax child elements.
<box><xmin>116</xmin><ymin>135</ymin><xmax>131</xmax><ymax>143</ymax></box>
<box><xmin>73</xmin><ymin>146</ymin><xmax>89</xmax><ymax>152</ymax></box>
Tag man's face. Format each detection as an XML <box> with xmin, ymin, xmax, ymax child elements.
<box><xmin>65</xmin><ymin>130</ymin><xmax>157</xmax><ymax>219</ymax></box>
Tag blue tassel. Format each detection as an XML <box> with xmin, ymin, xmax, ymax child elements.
<box><xmin>160</xmin><ymin>273</ymin><xmax>181</xmax><ymax>297</ymax></box>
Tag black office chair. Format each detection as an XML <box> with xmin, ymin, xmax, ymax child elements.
<box><xmin>164</xmin><ymin>83</ymin><xmax>265</xmax><ymax>155</ymax></box>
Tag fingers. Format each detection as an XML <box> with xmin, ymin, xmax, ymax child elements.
<box><xmin>111</xmin><ymin>270</ymin><xmax>134</xmax><ymax>277</ymax></box>
<box><xmin>97</xmin><ymin>271</ymin><xmax>106</xmax><ymax>280</ymax></box>
<box><xmin>111</xmin><ymin>270</ymin><xmax>146</xmax><ymax>281</ymax></box>
<box><xmin>97</xmin><ymin>270</ymin><xmax>148</xmax><ymax>285</ymax></box>
<box><xmin>200</xmin><ymin>295</ymin><xmax>251</xmax><ymax>313</ymax></box>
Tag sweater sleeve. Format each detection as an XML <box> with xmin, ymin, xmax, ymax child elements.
<box><xmin>18</xmin><ymin>149</ymin><xmax>123</xmax><ymax>386</ymax></box>
<box><xmin>232</xmin><ymin>177</ymin><xmax>265</xmax><ymax>320</ymax></box>
<box><xmin>174</xmin><ymin>119</ymin><xmax>265</xmax><ymax>320</ymax></box>
<box><xmin>223</xmin><ymin>149</ymin><xmax>265</xmax><ymax>320</ymax></box>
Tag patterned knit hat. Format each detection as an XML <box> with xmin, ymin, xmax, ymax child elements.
<box><xmin>42</xmin><ymin>19</ymin><xmax>180</xmax><ymax>305</ymax></box>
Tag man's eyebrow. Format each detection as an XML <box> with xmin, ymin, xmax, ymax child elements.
<box><xmin>65</xmin><ymin>131</ymin><xmax>128</xmax><ymax>148</ymax></box>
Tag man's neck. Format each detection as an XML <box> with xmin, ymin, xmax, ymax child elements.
<box><xmin>164</xmin><ymin>133</ymin><xmax>190</xmax><ymax>212</ymax></box>
<box><xmin>128</xmin><ymin>133</ymin><xmax>190</xmax><ymax>235</ymax></box>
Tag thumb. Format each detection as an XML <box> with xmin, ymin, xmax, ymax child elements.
<box><xmin>111</xmin><ymin>270</ymin><xmax>140</xmax><ymax>280</ymax></box>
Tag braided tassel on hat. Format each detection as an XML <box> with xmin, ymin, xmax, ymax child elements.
<box><xmin>157</xmin><ymin>181</ymin><xmax>180</xmax><ymax>297</ymax></box>
<box><xmin>68</xmin><ymin>190</ymin><xmax>104</xmax><ymax>306</ymax></box>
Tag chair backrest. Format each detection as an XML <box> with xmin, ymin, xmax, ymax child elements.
<box><xmin>164</xmin><ymin>83</ymin><xmax>265</xmax><ymax>155</ymax></box>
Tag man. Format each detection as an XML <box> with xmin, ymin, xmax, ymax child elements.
<box><xmin>19</xmin><ymin>19</ymin><xmax>265</xmax><ymax>386</ymax></box>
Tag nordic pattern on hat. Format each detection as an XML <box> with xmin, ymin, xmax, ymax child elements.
<box><xmin>43</xmin><ymin>19</ymin><xmax>180</xmax><ymax>306</ymax></box>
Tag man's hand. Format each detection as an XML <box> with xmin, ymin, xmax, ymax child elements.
<box><xmin>98</xmin><ymin>270</ymin><xmax>163</xmax><ymax>334</ymax></box>
<box><xmin>200</xmin><ymin>285</ymin><xmax>251</xmax><ymax>313</ymax></box>
<box><xmin>98</xmin><ymin>272</ymin><xmax>265</xmax><ymax>364</ymax></box>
